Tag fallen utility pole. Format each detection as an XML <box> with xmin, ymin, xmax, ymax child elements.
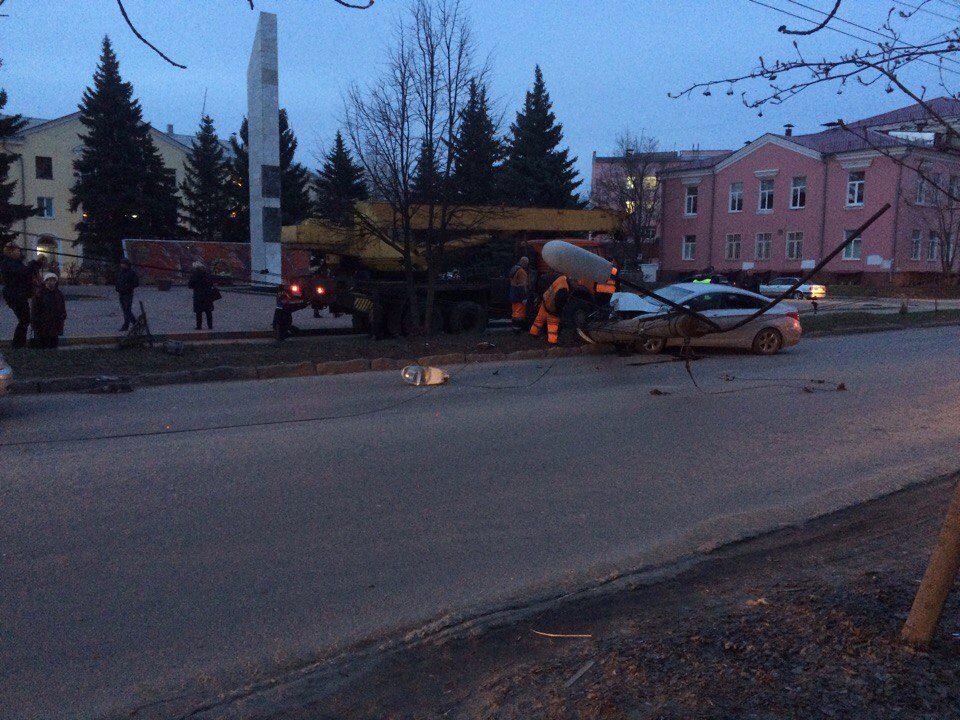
<box><xmin>901</xmin><ymin>477</ymin><xmax>960</xmax><ymax>646</ymax></box>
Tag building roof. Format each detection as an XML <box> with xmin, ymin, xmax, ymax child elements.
<box><xmin>842</xmin><ymin>96</ymin><xmax>960</xmax><ymax>130</ymax></box>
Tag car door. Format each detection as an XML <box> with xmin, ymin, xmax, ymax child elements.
<box><xmin>688</xmin><ymin>291</ymin><xmax>769</xmax><ymax>347</ymax></box>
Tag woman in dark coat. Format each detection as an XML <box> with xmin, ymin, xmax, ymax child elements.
<box><xmin>187</xmin><ymin>262</ymin><xmax>217</xmax><ymax>330</ymax></box>
<box><xmin>31</xmin><ymin>272</ymin><xmax>67</xmax><ymax>349</ymax></box>
<box><xmin>1</xmin><ymin>244</ymin><xmax>42</xmax><ymax>348</ymax></box>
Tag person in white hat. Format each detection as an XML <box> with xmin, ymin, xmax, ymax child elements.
<box><xmin>30</xmin><ymin>271</ymin><xmax>67</xmax><ymax>348</ymax></box>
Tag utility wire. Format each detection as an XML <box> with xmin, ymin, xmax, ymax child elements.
<box><xmin>747</xmin><ymin>0</ymin><xmax>960</xmax><ymax>77</ymax></box>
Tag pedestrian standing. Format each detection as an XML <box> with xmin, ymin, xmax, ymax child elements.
<box><xmin>115</xmin><ymin>257</ymin><xmax>140</xmax><ymax>331</ymax></box>
<box><xmin>1</xmin><ymin>244</ymin><xmax>42</xmax><ymax>348</ymax></box>
<box><xmin>31</xmin><ymin>272</ymin><xmax>66</xmax><ymax>349</ymax></box>
<box><xmin>530</xmin><ymin>274</ymin><xmax>574</xmax><ymax>345</ymax></box>
<box><xmin>188</xmin><ymin>261</ymin><xmax>218</xmax><ymax>330</ymax></box>
<box><xmin>508</xmin><ymin>256</ymin><xmax>530</xmax><ymax>328</ymax></box>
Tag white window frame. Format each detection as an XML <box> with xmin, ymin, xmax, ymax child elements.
<box><xmin>755</xmin><ymin>232</ymin><xmax>771</xmax><ymax>261</ymax></box>
<box><xmin>681</xmin><ymin>235</ymin><xmax>697</xmax><ymax>261</ymax></box>
<box><xmin>910</xmin><ymin>230</ymin><xmax>922</xmax><ymax>261</ymax></box>
<box><xmin>684</xmin><ymin>186</ymin><xmax>698</xmax><ymax>216</ymax></box>
<box><xmin>846</xmin><ymin>171</ymin><xmax>865</xmax><ymax>207</ymax></box>
<box><xmin>724</xmin><ymin>233</ymin><xmax>742</xmax><ymax>261</ymax></box>
<box><xmin>928</xmin><ymin>231</ymin><xmax>939</xmax><ymax>261</ymax></box>
<box><xmin>842</xmin><ymin>230</ymin><xmax>861</xmax><ymax>260</ymax></box>
<box><xmin>758</xmin><ymin>179</ymin><xmax>774</xmax><ymax>213</ymax></box>
<box><xmin>729</xmin><ymin>182</ymin><xmax>743</xmax><ymax>213</ymax></box>
<box><xmin>916</xmin><ymin>174</ymin><xmax>927</xmax><ymax>204</ymax></box>
<box><xmin>37</xmin><ymin>196</ymin><xmax>54</xmax><ymax>219</ymax></box>
<box><xmin>790</xmin><ymin>176</ymin><xmax>806</xmax><ymax>209</ymax></box>
<box><xmin>786</xmin><ymin>231</ymin><xmax>803</xmax><ymax>260</ymax></box>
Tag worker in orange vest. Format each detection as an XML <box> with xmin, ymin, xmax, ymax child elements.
<box><xmin>508</xmin><ymin>256</ymin><xmax>530</xmax><ymax>327</ymax></box>
<box><xmin>530</xmin><ymin>274</ymin><xmax>574</xmax><ymax>344</ymax></box>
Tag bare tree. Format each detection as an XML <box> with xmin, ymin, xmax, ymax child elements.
<box><xmin>591</xmin><ymin>131</ymin><xmax>664</xmax><ymax>267</ymax></box>
<box><xmin>347</xmin><ymin>0</ymin><xmax>485</xmax><ymax>333</ymax></box>
<box><xmin>902</xmin><ymin>161</ymin><xmax>960</xmax><ymax>279</ymax></box>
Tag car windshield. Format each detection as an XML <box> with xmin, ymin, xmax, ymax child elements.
<box><xmin>774</xmin><ymin>277</ymin><xmax>799</xmax><ymax>284</ymax></box>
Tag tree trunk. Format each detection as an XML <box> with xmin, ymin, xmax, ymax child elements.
<box><xmin>902</xmin><ymin>478</ymin><xmax>960</xmax><ymax>646</ymax></box>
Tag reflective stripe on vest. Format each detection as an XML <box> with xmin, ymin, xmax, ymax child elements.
<box><xmin>542</xmin><ymin>276</ymin><xmax>569</xmax><ymax>315</ymax></box>
<box><xmin>595</xmin><ymin>266</ymin><xmax>617</xmax><ymax>294</ymax></box>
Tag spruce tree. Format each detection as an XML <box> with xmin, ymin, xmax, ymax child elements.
<box><xmin>412</xmin><ymin>140</ymin><xmax>442</xmax><ymax>205</ymax></box>
<box><xmin>451</xmin><ymin>80</ymin><xmax>502</xmax><ymax>205</ymax></box>
<box><xmin>223</xmin><ymin>109</ymin><xmax>312</xmax><ymax>242</ymax></box>
<box><xmin>280</xmin><ymin>109</ymin><xmax>313</xmax><ymax>226</ymax></box>
<box><xmin>0</xmin><ymin>88</ymin><xmax>37</xmax><ymax>246</ymax></box>
<box><xmin>314</xmin><ymin>130</ymin><xmax>367</xmax><ymax>224</ymax></box>
<box><xmin>180</xmin><ymin>115</ymin><xmax>230</xmax><ymax>241</ymax></box>
<box><xmin>501</xmin><ymin>65</ymin><xmax>582</xmax><ymax>208</ymax></box>
<box><xmin>71</xmin><ymin>37</ymin><xmax>180</xmax><ymax>258</ymax></box>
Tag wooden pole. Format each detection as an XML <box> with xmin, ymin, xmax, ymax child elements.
<box><xmin>901</xmin><ymin>479</ymin><xmax>960</xmax><ymax>646</ymax></box>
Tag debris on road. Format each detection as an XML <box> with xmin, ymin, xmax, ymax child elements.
<box><xmin>401</xmin><ymin>365</ymin><xmax>449</xmax><ymax>386</ymax></box>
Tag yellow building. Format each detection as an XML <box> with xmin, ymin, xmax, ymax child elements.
<box><xmin>3</xmin><ymin>111</ymin><xmax>195</xmax><ymax>274</ymax></box>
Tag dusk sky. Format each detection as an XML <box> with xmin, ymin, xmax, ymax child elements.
<box><xmin>2</xmin><ymin>1</ymin><xmax>951</xmax><ymax>194</ymax></box>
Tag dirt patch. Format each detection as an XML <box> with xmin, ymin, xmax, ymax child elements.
<box><xmin>261</xmin><ymin>476</ymin><xmax>960</xmax><ymax>720</ymax></box>
<box><xmin>5</xmin><ymin>328</ymin><xmax>577</xmax><ymax>381</ymax></box>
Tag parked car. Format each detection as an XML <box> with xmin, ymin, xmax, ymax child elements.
<box><xmin>0</xmin><ymin>353</ymin><xmax>11</xmax><ymax>396</ymax></box>
<box><xmin>759</xmin><ymin>277</ymin><xmax>827</xmax><ymax>299</ymax></box>
<box><xmin>581</xmin><ymin>283</ymin><xmax>802</xmax><ymax>355</ymax></box>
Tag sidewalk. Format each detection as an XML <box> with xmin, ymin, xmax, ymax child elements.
<box><xmin>0</xmin><ymin>285</ymin><xmax>352</xmax><ymax>343</ymax></box>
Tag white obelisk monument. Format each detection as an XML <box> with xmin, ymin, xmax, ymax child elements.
<box><xmin>247</xmin><ymin>12</ymin><xmax>282</xmax><ymax>283</ymax></box>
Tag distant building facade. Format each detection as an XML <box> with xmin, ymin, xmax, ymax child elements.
<box><xmin>659</xmin><ymin>98</ymin><xmax>960</xmax><ymax>284</ymax></box>
<box><xmin>3</xmin><ymin>112</ymin><xmax>198</xmax><ymax>274</ymax></box>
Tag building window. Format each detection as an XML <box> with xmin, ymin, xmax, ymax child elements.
<box><xmin>684</xmin><ymin>186</ymin><xmax>698</xmax><ymax>216</ymax></box>
<box><xmin>758</xmin><ymin>179</ymin><xmax>774</xmax><ymax>212</ymax></box>
<box><xmin>786</xmin><ymin>231</ymin><xmax>803</xmax><ymax>260</ymax></box>
<box><xmin>918</xmin><ymin>173</ymin><xmax>940</xmax><ymax>205</ymax></box>
<box><xmin>625</xmin><ymin>176</ymin><xmax>635</xmax><ymax>190</ymax></box>
<box><xmin>642</xmin><ymin>175</ymin><xmax>658</xmax><ymax>190</ymax></box>
<box><xmin>37</xmin><ymin>197</ymin><xmax>54</xmax><ymax>218</ymax></box>
<box><xmin>790</xmin><ymin>176</ymin><xmax>806</xmax><ymax>209</ymax></box>
<box><xmin>729</xmin><ymin>182</ymin><xmax>743</xmax><ymax>212</ymax></box>
<box><xmin>755</xmin><ymin>232</ymin><xmax>772</xmax><ymax>261</ymax></box>
<box><xmin>928</xmin><ymin>231</ymin><xmax>939</xmax><ymax>261</ymax></box>
<box><xmin>682</xmin><ymin>235</ymin><xmax>696</xmax><ymax>260</ymax></box>
<box><xmin>911</xmin><ymin>230</ymin><xmax>922</xmax><ymax>260</ymax></box>
<box><xmin>916</xmin><ymin>174</ymin><xmax>927</xmax><ymax>204</ymax></box>
<box><xmin>846</xmin><ymin>171</ymin><xmax>865</xmax><ymax>206</ymax></box>
<box><xmin>725</xmin><ymin>233</ymin><xmax>742</xmax><ymax>260</ymax></box>
<box><xmin>842</xmin><ymin>230</ymin><xmax>861</xmax><ymax>260</ymax></box>
<box><xmin>951</xmin><ymin>175</ymin><xmax>960</xmax><ymax>199</ymax></box>
<box><xmin>35</xmin><ymin>156</ymin><xmax>53</xmax><ymax>180</ymax></box>
<box><xmin>625</xmin><ymin>200</ymin><xmax>636</xmax><ymax>214</ymax></box>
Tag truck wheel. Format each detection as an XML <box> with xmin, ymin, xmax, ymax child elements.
<box><xmin>386</xmin><ymin>303</ymin><xmax>405</xmax><ymax>337</ymax></box>
<box><xmin>401</xmin><ymin>305</ymin><xmax>444</xmax><ymax>336</ymax></box>
<box><xmin>447</xmin><ymin>301</ymin><xmax>488</xmax><ymax>334</ymax></box>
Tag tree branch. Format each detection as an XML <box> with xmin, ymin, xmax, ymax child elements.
<box><xmin>115</xmin><ymin>0</ymin><xmax>187</xmax><ymax>68</ymax></box>
<box><xmin>779</xmin><ymin>0</ymin><xmax>843</xmax><ymax>36</ymax></box>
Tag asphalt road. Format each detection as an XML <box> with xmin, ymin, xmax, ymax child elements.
<box><xmin>3</xmin><ymin>328</ymin><xmax>960</xmax><ymax>719</ymax></box>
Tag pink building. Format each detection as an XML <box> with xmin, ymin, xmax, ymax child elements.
<box><xmin>659</xmin><ymin>98</ymin><xmax>960</xmax><ymax>284</ymax></box>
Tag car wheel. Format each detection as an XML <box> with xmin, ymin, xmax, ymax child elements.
<box><xmin>793</xmin><ymin>291</ymin><xmax>804</xmax><ymax>300</ymax></box>
<box><xmin>637</xmin><ymin>336</ymin><xmax>666</xmax><ymax>354</ymax></box>
<box><xmin>752</xmin><ymin>327</ymin><xmax>783</xmax><ymax>355</ymax></box>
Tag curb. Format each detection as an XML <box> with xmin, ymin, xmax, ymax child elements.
<box><xmin>15</xmin><ymin>319</ymin><xmax>956</xmax><ymax>397</ymax></box>
<box><xmin>9</xmin><ymin>345</ymin><xmax>610</xmax><ymax>396</ymax></box>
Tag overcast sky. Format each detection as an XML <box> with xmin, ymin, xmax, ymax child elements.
<box><xmin>2</xmin><ymin>0</ymin><xmax>951</xmax><ymax>193</ymax></box>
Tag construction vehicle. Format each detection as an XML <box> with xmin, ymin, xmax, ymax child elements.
<box><xmin>281</xmin><ymin>202</ymin><xmax>621</xmax><ymax>337</ymax></box>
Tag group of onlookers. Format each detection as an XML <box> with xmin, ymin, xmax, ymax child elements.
<box><xmin>1</xmin><ymin>245</ymin><xmax>223</xmax><ymax>349</ymax></box>
<box><xmin>1</xmin><ymin>244</ymin><xmax>66</xmax><ymax>349</ymax></box>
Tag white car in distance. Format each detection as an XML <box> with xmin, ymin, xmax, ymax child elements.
<box><xmin>759</xmin><ymin>277</ymin><xmax>826</xmax><ymax>300</ymax></box>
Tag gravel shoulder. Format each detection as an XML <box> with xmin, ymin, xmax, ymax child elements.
<box><xmin>261</xmin><ymin>474</ymin><xmax>960</xmax><ymax>720</ymax></box>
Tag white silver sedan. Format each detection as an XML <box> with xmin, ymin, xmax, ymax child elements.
<box><xmin>759</xmin><ymin>276</ymin><xmax>827</xmax><ymax>299</ymax></box>
<box><xmin>581</xmin><ymin>283</ymin><xmax>802</xmax><ymax>355</ymax></box>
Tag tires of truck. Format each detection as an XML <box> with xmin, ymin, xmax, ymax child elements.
<box><xmin>446</xmin><ymin>301</ymin><xmax>488</xmax><ymax>335</ymax></box>
<box><xmin>401</xmin><ymin>305</ymin><xmax>444</xmax><ymax>336</ymax></box>
<box><xmin>385</xmin><ymin>303</ymin><xmax>405</xmax><ymax>337</ymax></box>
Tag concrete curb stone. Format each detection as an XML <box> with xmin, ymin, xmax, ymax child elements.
<box><xmin>370</xmin><ymin>357</ymin><xmax>412</xmax><ymax>371</ymax></box>
<box><xmin>137</xmin><ymin>370</ymin><xmax>196</xmax><ymax>387</ymax></box>
<box><xmin>546</xmin><ymin>346</ymin><xmax>581</xmax><ymax>359</ymax></box>
<box><xmin>417</xmin><ymin>353</ymin><xmax>466</xmax><ymax>366</ymax></box>
<box><xmin>9</xmin><ymin>380</ymin><xmax>40</xmax><ymax>394</ymax></box>
<box><xmin>257</xmin><ymin>362</ymin><xmax>316</xmax><ymax>380</ymax></box>
<box><xmin>315</xmin><ymin>359</ymin><xmax>371</xmax><ymax>375</ymax></box>
<box><xmin>507</xmin><ymin>349</ymin><xmax>548</xmax><ymax>361</ymax></box>
<box><xmin>464</xmin><ymin>352</ymin><xmax>508</xmax><ymax>364</ymax></box>
<box><xmin>37</xmin><ymin>376</ymin><xmax>99</xmax><ymax>393</ymax></box>
<box><xmin>191</xmin><ymin>366</ymin><xmax>259</xmax><ymax>383</ymax></box>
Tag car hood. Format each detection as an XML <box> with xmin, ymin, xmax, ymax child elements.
<box><xmin>610</xmin><ymin>292</ymin><xmax>666</xmax><ymax>314</ymax></box>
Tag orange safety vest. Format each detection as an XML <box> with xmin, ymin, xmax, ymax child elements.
<box><xmin>595</xmin><ymin>266</ymin><xmax>618</xmax><ymax>294</ymax></box>
<box><xmin>542</xmin><ymin>275</ymin><xmax>569</xmax><ymax>315</ymax></box>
